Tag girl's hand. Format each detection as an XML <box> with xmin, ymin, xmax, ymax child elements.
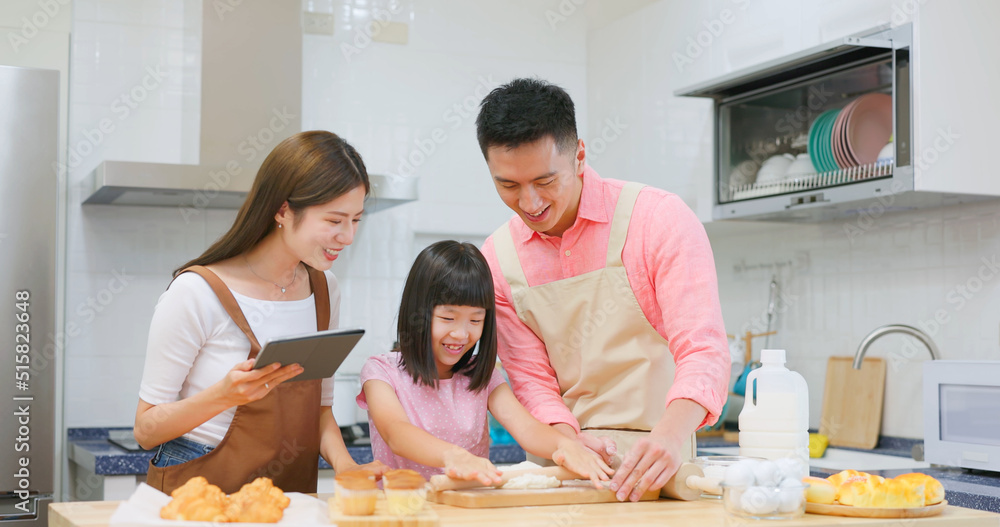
<box><xmin>336</xmin><ymin>459</ymin><xmax>390</xmax><ymax>478</ymax></box>
<box><xmin>214</xmin><ymin>359</ymin><xmax>304</xmax><ymax>407</ymax></box>
<box><xmin>358</xmin><ymin>460</ymin><xmax>390</xmax><ymax>478</ymax></box>
<box><xmin>552</xmin><ymin>438</ymin><xmax>615</xmax><ymax>489</ymax></box>
<box><xmin>442</xmin><ymin>447</ymin><xmax>502</xmax><ymax>487</ymax></box>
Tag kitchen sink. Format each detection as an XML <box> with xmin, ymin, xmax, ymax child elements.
<box><xmin>699</xmin><ymin>446</ymin><xmax>931</xmax><ymax>472</ymax></box>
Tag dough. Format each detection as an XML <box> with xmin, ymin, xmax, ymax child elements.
<box><xmin>502</xmin><ymin>474</ymin><xmax>561</xmax><ymax>490</ymax></box>
<box><xmin>499</xmin><ymin>461</ymin><xmax>545</xmax><ymax>471</ymax></box>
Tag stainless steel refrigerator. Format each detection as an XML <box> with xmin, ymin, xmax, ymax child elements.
<box><xmin>0</xmin><ymin>65</ymin><xmax>58</xmax><ymax>525</ymax></box>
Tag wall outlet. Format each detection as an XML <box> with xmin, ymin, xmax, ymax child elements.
<box><xmin>303</xmin><ymin>12</ymin><xmax>335</xmax><ymax>35</ymax></box>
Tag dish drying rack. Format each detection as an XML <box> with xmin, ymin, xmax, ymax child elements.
<box><xmin>728</xmin><ymin>160</ymin><xmax>893</xmax><ymax>202</ymax></box>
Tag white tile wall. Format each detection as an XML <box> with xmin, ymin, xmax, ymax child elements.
<box><xmin>64</xmin><ymin>0</ymin><xmax>588</xmax><ymax>426</ymax></box>
<box><xmin>586</xmin><ymin>0</ymin><xmax>1000</xmax><ymax>439</ymax></box>
<box><xmin>305</xmin><ymin>0</ymin><xmax>589</xmax><ymax>367</ymax></box>
<box><xmin>67</xmin><ymin>0</ymin><xmax>994</xmax><ymax>443</ymax></box>
<box><xmin>65</xmin><ymin>0</ymin><xmax>204</xmax><ymax>427</ymax></box>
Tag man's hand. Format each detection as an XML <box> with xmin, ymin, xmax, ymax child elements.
<box><xmin>609</xmin><ymin>399</ymin><xmax>707</xmax><ymax>501</ymax></box>
<box><xmin>609</xmin><ymin>431</ymin><xmax>682</xmax><ymax>501</ymax></box>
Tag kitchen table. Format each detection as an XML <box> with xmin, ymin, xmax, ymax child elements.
<box><xmin>49</xmin><ymin>493</ymin><xmax>1000</xmax><ymax>527</ymax></box>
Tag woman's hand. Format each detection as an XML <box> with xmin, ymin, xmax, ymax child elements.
<box><xmin>553</xmin><ymin>437</ymin><xmax>615</xmax><ymax>489</ymax></box>
<box><xmin>213</xmin><ymin>359</ymin><xmax>303</xmax><ymax>407</ymax></box>
<box><xmin>442</xmin><ymin>447</ymin><xmax>502</xmax><ymax>487</ymax></box>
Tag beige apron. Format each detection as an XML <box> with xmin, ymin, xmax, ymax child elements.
<box><xmin>492</xmin><ymin>182</ymin><xmax>696</xmax><ymax>469</ymax></box>
<box><xmin>145</xmin><ymin>265</ymin><xmax>327</xmax><ymax>495</ymax></box>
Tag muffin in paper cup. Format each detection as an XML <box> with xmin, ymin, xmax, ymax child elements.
<box><xmin>334</xmin><ymin>469</ymin><xmax>377</xmax><ymax>516</ymax></box>
<box><xmin>383</xmin><ymin>469</ymin><xmax>428</xmax><ymax>516</ymax></box>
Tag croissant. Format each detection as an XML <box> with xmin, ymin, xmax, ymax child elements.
<box><xmin>160</xmin><ymin>476</ymin><xmax>290</xmax><ymax>523</ymax></box>
<box><xmin>160</xmin><ymin>477</ymin><xmax>229</xmax><ymax>522</ymax></box>
<box><xmin>226</xmin><ymin>478</ymin><xmax>291</xmax><ymax>523</ymax></box>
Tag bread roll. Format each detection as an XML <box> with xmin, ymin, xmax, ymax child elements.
<box><xmin>826</xmin><ymin>469</ymin><xmax>866</xmax><ymax>488</ymax></box>
<box><xmin>894</xmin><ymin>473</ymin><xmax>945</xmax><ymax>505</ymax></box>
<box><xmin>837</xmin><ymin>476</ymin><xmax>883</xmax><ymax>506</ymax></box>
<box><xmin>803</xmin><ymin>476</ymin><xmax>836</xmax><ymax>504</ymax></box>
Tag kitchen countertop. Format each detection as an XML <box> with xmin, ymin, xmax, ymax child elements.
<box><xmin>68</xmin><ymin>429</ymin><xmax>1000</xmax><ymax>513</ymax></box>
<box><xmin>48</xmin><ymin>492</ymin><xmax>1000</xmax><ymax>527</ymax></box>
<box><xmin>697</xmin><ymin>435</ymin><xmax>1000</xmax><ymax>513</ymax></box>
<box><xmin>67</xmin><ymin>428</ymin><xmax>526</xmax><ymax>475</ymax></box>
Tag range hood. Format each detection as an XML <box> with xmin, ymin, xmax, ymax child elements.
<box><xmin>82</xmin><ymin>0</ymin><xmax>416</xmax><ymax>212</ymax></box>
<box><xmin>83</xmin><ymin>161</ymin><xmax>417</xmax><ymax>212</ymax></box>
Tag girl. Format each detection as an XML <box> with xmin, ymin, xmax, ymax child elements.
<box><xmin>134</xmin><ymin>131</ymin><xmax>386</xmax><ymax>494</ymax></box>
<box><xmin>358</xmin><ymin>241</ymin><xmax>613</xmax><ymax>486</ymax></box>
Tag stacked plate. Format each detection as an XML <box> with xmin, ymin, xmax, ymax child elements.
<box><xmin>809</xmin><ymin>93</ymin><xmax>892</xmax><ymax>173</ymax></box>
<box><xmin>808</xmin><ymin>109</ymin><xmax>840</xmax><ymax>173</ymax></box>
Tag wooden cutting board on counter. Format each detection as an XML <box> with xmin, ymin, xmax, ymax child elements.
<box><xmin>429</xmin><ymin>480</ymin><xmax>660</xmax><ymax>508</ymax></box>
<box><xmin>820</xmin><ymin>356</ymin><xmax>886</xmax><ymax>449</ymax></box>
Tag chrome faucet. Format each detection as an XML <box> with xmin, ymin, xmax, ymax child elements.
<box><xmin>854</xmin><ymin>324</ymin><xmax>940</xmax><ymax>369</ymax></box>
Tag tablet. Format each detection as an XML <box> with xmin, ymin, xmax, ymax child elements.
<box><xmin>251</xmin><ymin>328</ymin><xmax>365</xmax><ymax>381</ymax></box>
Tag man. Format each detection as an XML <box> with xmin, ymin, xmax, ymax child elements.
<box><xmin>476</xmin><ymin>78</ymin><xmax>730</xmax><ymax>502</ymax></box>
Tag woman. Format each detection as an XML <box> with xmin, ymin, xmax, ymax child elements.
<box><xmin>134</xmin><ymin>131</ymin><xmax>386</xmax><ymax>494</ymax></box>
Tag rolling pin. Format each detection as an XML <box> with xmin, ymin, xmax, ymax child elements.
<box><xmin>661</xmin><ymin>462</ymin><xmax>705</xmax><ymax>501</ymax></box>
<box><xmin>429</xmin><ymin>462</ymin><xmax>707</xmax><ymax>501</ymax></box>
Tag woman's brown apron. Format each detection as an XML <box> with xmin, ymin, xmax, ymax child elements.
<box><xmin>145</xmin><ymin>265</ymin><xmax>327</xmax><ymax>495</ymax></box>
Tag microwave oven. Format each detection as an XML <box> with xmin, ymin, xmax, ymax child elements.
<box><xmin>923</xmin><ymin>360</ymin><xmax>1000</xmax><ymax>472</ymax></box>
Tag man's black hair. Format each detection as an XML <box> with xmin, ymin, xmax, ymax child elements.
<box><xmin>476</xmin><ymin>77</ymin><xmax>578</xmax><ymax>159</ymax></box>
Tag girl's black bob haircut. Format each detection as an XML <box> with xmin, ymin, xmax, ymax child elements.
<box><xmin>396</xmin><ymin>240</ymin><xmax>498</xmax><ymax>392</ymax></box>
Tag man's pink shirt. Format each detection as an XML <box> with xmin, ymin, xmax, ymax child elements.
<box><xmin>480</xmin><ymin>166</ymin><xmax>731</xmax><ymax>433</ymax></box>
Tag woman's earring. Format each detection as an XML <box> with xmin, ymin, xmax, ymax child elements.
<box><xmin>278</xmin><ymin>223</ymin><xmax>283</xmax><ymax>229</ymax></box>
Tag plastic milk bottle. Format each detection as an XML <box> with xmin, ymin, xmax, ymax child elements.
<box><xmin>738</xmin><ymin>349</ymin><xmax>810</xmax><ymax>476</ymax></box>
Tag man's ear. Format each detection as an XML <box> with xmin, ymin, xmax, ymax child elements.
<box><xmin>575</xmin><ymin>139</ymin><xmax>586</xmax><ymax>176</ymax></box>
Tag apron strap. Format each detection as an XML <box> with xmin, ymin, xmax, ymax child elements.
<box><xmin>491</xmin><ymin>222</ymin><xmax>530</xmax><ymax>292</ymax></box>
<box><xmin>174</xmin><ymin>266</ymin><xmax>263</xmax><ymax>359</ymax></box>
<box><xmin>606</xmin><ymin>182</ymin><xmax>645</xmax><ymax>268</ymax></box>
<box><xmin>172</xmin><ymin>264</ymin><xmax>331</xmax><ymax>360</ymax></box>
<box><xmin>306</xmin><ymin>266</ymin><xmax>330</xmax><ymax>330</ymax></box>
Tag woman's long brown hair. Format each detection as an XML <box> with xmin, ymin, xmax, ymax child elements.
<box><xmin>174</xmin><ymin>131</ymin><xmax>370</xmax><ymax>276</ymax></box>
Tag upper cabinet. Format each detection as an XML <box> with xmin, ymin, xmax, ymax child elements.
<box><xmin>677</xmin><ymin>0</ymin><xmax>1000</xmax><ymax>222</ymax></box>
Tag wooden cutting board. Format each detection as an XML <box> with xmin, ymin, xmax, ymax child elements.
<box><xmin>428</xmin><ymin>480</ymin><xmax>660</xmax><ymax>508</ymax></box>
<box><xmin>820</xmin><ymin>356</ymin><xmax>886</xmax><ymax>449</ymax></box>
